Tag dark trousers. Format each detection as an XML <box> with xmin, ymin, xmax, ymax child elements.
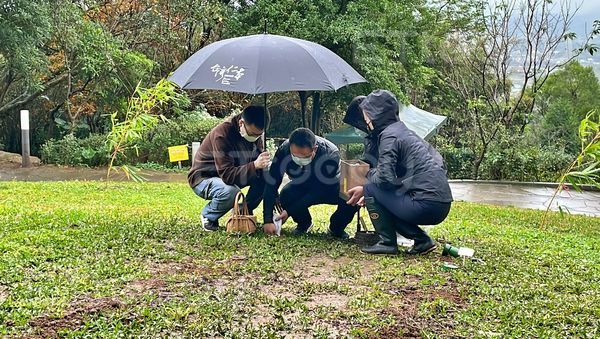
<box><xmin>364</xmin><ymin>183</ymin><xmax>451</xmax><ymax>242</ymax></box>
<box><xmin>279</xmin><ymin>182</ymin><xmax>357</xmax><ymax>230</ymax></box>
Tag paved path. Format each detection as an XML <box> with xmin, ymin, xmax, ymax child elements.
<box><xmin>0</xmin><ymin>164</ymin><xmax>185</xmax><ymax>182</ymax></box>
<box><xmin>2</xmin><ymin>165</ymin><xmax>598</xmax><ymax>217</ymax></box>
<box><xmin>449</xmin><ymin>181</ymin><xmax>600</xmax><ymax>217</ymax></box>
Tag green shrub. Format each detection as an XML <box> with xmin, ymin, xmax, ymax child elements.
<box><xmin>40</xmin><ymin>107</ymin><xmax>223</xmax><ymax>168</ymax></box>
<box><xmin>135</xmin><ymin>107</ymin><xmax>222</xmax><ymax>165</ymax></box>
<box><xmin>438</xmin><ymin>145</ymin><xmax>476</xmax><ymax>179</ymax></box>
<box><xmin>345</xmin><ymin>143</ymin><xmax>365</xmax><ymax>160</ymax></box>
<box><xmin>40</xmin><ymin>134</ymin><xmax>109</xmax><ymax>167</ymax></box>
<box><xmin>480</xmin><ymin>146</ymin><xmax>573</xmax><ymax>182</ymax></box>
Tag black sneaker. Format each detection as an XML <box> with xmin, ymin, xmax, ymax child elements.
<box><xmin>292</xmin><ymin>223</ymin><xmax>313</xmax><ymax>236</ymax></box>
<box><xmin>405</xmin><ymin>238</ymin><xmax>437</xmax><ymax>255</ymax></box>
<box><xmin>201</xmin><ymin>217</ymin><xmax>219</xmax><ymax>231</ymax></box>
<box><xmin>327</xmin><ymin>227</ymin><xmax>350</xmax><ymax>240</ymax></box>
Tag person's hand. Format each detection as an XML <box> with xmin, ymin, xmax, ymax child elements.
<box><xmin>263</xmin><ymin>223</ymin><xmax>278</xmax><ymax>235</ymax></box>
<box><xmin>274</xmin><ymin>210</ymin><xmax>289</xmax><ymax>224</ymax></box>
<box><xmin>346</xmin><ymin>186</ymin><xmax>364</xmax><ymax>206</ymax></box>
<box><xmin>254</xmin><ymin>151</ymin><xmax>271</xmax><ymax>169</ymax></box>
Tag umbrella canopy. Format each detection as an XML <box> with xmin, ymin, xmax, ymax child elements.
<box><xmin>169</xmin><ymin>33</ymin><xmax>367</xmax><ymax>95</ymax></box>
<box><xmin>325</xmin><ymin>104</ymin><xmax>447</xmax><ymax>144</ymax></box>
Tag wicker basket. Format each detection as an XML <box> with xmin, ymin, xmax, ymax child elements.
<box><xmin>225</xmin><ymin>192</ymin><xmax>257</xmax><ymax>234</ymax></box>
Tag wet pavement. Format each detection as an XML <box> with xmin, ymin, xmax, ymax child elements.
<box><xmin>0</xmin><ymin>164</ymin><xmax>186</xmax><ymax>183</ymax></box>
<box><xmin>449</xmin><ymin>180</ymin><xmax>600</xmax><ymax>217</ymax></box>
<box><xmin>1</xmin><ymin>165</ymin><xmax>598</xmax><ymax>217</ymax></box>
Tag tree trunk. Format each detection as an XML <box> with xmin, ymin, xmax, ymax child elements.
<box><xmin>472</xmin><ymin>142</ymin><xmax>489</xmax><ymax>180</ymax></box>
<box><xmin>0</xmin><ymin>73</ymin><xmax>69</xmax><ymax>117</ymax></box>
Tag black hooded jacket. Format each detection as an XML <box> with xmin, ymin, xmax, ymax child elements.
<box><xmin>344</xmin><ymin>90</ymin><xmax>453</xmax><ymax>203</ymax></box>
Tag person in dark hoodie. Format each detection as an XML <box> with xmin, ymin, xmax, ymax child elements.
<box><xmin>188</xmin><ymin>106</ymin><xmax>270</xmax><ymax>231</ymax></box>
<box><xmin>344</xmin><ymin>90</ymin><xmax>453</xmax><ymax>255</ymax></box>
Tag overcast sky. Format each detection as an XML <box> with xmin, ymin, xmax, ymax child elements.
<box><xmin>487</xmin><ymin>0</ymin><xmax>599</xmax><ymax>36</ymax></box>
<box><xmin>575</xmin><ymin>0</ymin><xmax>599</xmax><ymax>36</ymax></box>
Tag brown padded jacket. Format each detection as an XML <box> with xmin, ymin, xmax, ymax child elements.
<box><xmin>188</xmin><ymin>114</ymin><xmax>263</xmax><ymax>188</ymax></box>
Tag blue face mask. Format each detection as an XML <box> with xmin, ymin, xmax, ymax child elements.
<box><xmin>292</xmin><ymin>154</ymin><xmax>313</xmax><ymax>166</ymax></box>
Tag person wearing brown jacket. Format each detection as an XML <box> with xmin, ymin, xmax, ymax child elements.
<box><xmin>188</xmin><ymin>106</ymin><xmax>270</xmax><ymax>231</ymax></box>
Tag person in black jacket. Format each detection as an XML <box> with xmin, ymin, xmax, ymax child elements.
<box><xmin>344</xmin><ymin>90</ymin><xmax>453</xmax><ymax>255</ymax></box>
<box><xmin>262</xmin><ymin>128</ymin><xmax>358</xmax><ymax>238</ymax></box>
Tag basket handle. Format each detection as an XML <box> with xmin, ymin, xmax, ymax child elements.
<box><xmin>232</xmin><ymin>191</ymin><xmax>243</xmax><ymax>216</ymax></box>
<box><xmin>233</xmin><ymin>191</ymin><xmax>250</xmax><ymax>216</ymax></box>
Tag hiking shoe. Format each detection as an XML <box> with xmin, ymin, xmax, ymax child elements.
<box><xmin>328</xmin><ymin>227</ymin><xmax>350</xmax><ymax>240</ymax></box>
<box><xmin>405</xmin><ymin>238</ymin><xmax>437</xmax><ymax>255</ymax></box>
<box><xmin>292</xmin><ymin>223</ymin><xmax>313</xmax><ymax>236</ymax></box>
<box><xmin>201</xmin><ymin>216</ymin><xmax>219</xmax><ymax>231</ymax></box>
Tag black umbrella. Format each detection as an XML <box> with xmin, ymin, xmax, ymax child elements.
<box><xmin>169</xmin><ymin>33</ymin><xmax>367</xmax><ymax>134</ymax></box>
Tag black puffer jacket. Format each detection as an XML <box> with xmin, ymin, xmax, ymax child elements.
<box><xmin>262</xmin><ymin>136</ymin><xmax>341</xmax><ymax>223</ymax></box>
<box><xmin>344</xmin><ymin>90</ymin><xmax>453</xmax><ymax>203</ymax></box>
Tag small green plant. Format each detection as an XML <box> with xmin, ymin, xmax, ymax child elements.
<box><xmin>543</xmin><ymin>110</ymin><xmax>600</xmax><ymax>224</ymax></box>
<box><xmin>564</xmin><ymin>110</ymin><xmax>600</xmax><ymax>188</ymax></box>
<box><xmin>106</xmin><ymin>79</ymin><xmax>187</xmax><ymax>182</ymax></box>
<box><xmin>266</xmin><ymin>138</ymin><xmax>277</xmax><ymax>155</ymax></box>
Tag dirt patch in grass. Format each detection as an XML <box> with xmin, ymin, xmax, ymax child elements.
<box><xmin>371</xmin><ymin>278</ymin><xmax>464</xmax><ymax>338</ymax></box>
<box><xmin>28</xmin><ymin>297</ymin><xmax>125</xmax><ymax>338</ymax></box>
<box><xmin>146</xmin><ymin>256</ymin><xmax>248</xmax><ymax>280</ymax></box>
<box><xmin>125</xmin><ymin>278</ymin><xmax>167</xmax><ymax>294</ymax></box>
<box><xmin>305</xmin><ymin>293</ymin><xmax>350</xmax><ymax>310</ymax></box>
<box><xmin>294</xmin><ymin>253</ymin><xmax>377</xmax><ymax>284</ymax></box>
<box><xmin>0</xmin><ymin>285</ymin><xmax>7</xmax><ymax>304</ymax></box>
<box><xmin>123</xmin><ymin>277</ymin><xmax>187</xmax><ymax>305</ymax></box>
<box><xmin>257</xmin><ymin>280</ymin><xmax>297</xmax><ymax>299</ymax></box>
<box><xmin>27</xmin><ymin>259</ymin><xmax>212</xmax><ymax>337</ymax></box>
<box><xmin>146</xmin><ymin>257</ymin><xmax>206</xmax><ymax>276</ymax></box>
<box><xmin>27</xmin><ymin>254</ymin><xmax>463</xmax><ymax>337</ymax></box>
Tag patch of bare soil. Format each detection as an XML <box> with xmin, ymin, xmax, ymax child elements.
<box><xmin>146</xmin><ymin>256</ymin><xmax>206</xmax><ymax>276</ymax></box>
<box><xmin>293</xmin><ymin>253</ymin><xmax>376</xmax><ymax>284</ymax></box>
<box><xmin>305</xmin><ymin>293</ymin><xmax>349</xmax><ymax>310</ymax></box>
<box><xmin>27</xmin><ymin>258</ymin><xmax>219</xmax><ymax>337</ymax></box>
<box><xmin>257</xmin><ymin>279</ymin><xmax>296</xmax><ymax>300</ymax></box>
<box><xmin>371</xmin><ymin>279</ymin><xmax>464</xmax><ymax>338</ymax></box>
<box><xmin>241</xmin><ymin>254</ymin><xmax>378</xmax><ymax>336</ymax></box>
<box><xmin>0</xmin><ymin>285</ymin><xmax>7</xmax><ymax>304</ymax></box>
<box><xmin>28</xmin><ymin>297</ymin><xmax>125</xmax><ymax>338</ymax></box>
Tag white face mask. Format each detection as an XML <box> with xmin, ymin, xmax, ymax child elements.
<box><xmin>240</xmin><ymin>123</ymin><xmax>261</xmax><ymax>142</ymax></box>
<box><xmin>292</xmin><ymin>154</ymin><xmax>313</xmax><ymax>166</ymax></box>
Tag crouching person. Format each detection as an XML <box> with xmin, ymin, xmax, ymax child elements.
<box><xmin>188</xmin><ymin>106</ymin><xmax>270</xmax><ymax>231</ymax></box>
<box><xmin>262</xmin><ymin>128</ymin><xmax>358</xmax><ymax>238</ymax></box>
<box><xmin>344</xmin><ymin>90</ymin><xmax>453</xmax><ymax>255</ymax></box>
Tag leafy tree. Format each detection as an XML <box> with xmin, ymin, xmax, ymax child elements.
<box><xmin>436</xmin><ymin>0</ymin><xmax>599</xmax><ymax>178</ymax></box>
<box><xmin>0</xmin><ymin>0</ymin><xmax>154</xmax><ymax>151</ymax></box>
<box><xmin>535</xmin><ymin>61</ymin><xmax>600</xmax><ymax>153</ymax></box>
<box><xmin>226</xmin><ymin>0</ymin><xmax>433</xmax><ymax>101</ymax></box>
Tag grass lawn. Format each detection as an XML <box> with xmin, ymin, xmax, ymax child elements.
<box><xmin>0</xmin><ymin>181</ymin><xmax>598</xmax><ymax>338</ymax></box>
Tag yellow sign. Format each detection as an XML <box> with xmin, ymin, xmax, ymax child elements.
<box><xmin>168</xmin><ymin>145</ymin><xmax>189</xmax><ymax>162</ymax></box>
